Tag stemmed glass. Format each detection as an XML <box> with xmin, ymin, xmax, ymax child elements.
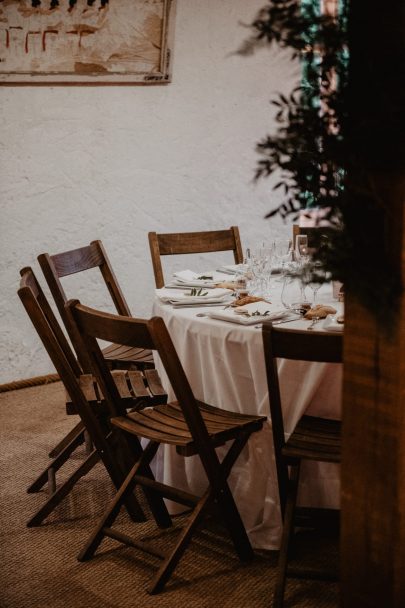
<box><xmin>306</xmin><ymin>261</ymin><xmax>326</xmax><ymax>304</ymax></box>
<box><xmin>273</xmin><ymin>238</ymin><xmax>293</xmax><ymax>280</ymax></box>
<box><xmin>258</xmin><ymin>246</ymin><xmax>274</xmax><ymax>299</ymax></box>
<box><xmin>233</xmin><ymin>248</ymin><xmax>251</xmax><ymax>298</ymax></box>
<box><xmin>294</xmin><ymin>235</ymin><xmax>310</xmax><ymax>303</ymax></box>
<box><xmin>248</xmin><ymin>248</ymin><xmax>266</xmax><ymax>296</ymax></box>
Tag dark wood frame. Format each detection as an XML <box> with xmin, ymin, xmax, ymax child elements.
<box><xmin>38</xmin><ymin>240</ymin><xmax>153</xmax><ymax>372</ymax></box>
<box><xmin>66</xmin><ymin>300</ymin><xmax>266</xmax><ymax>593</ymax></box>
<box><xmin>18</xmin><ymin>267</ymin><xmax>165</xmax><ymax>527</ymax></box>
<box><xmin>148</xmin><ymin>227</ymin><xmax>243</xmax><ymax>288</ymax></box>
<box><xmin>262</xmin><ymin>322</ymin><xmax>342</xmax><ymax>607</ymax></box>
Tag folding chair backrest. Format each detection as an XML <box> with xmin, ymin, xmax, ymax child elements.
<box><xmin>18</xmin><ymin>268</ymin><xmax>148</xmax><ymax>507</ymax></box>
<box><xmin>18</xmin><ymin>267</ymin><xmax>82</xmax><ymax>379</ymax></box>
<box><xmin>18</xmin><ymin>269</ymin><xmax>109</xmax><ymax>446</ymax></box>
<box><xmin>148</xmin><ymin>227</ymin><xmax>243</xmax><ymax>288</ymax></box>
<box><xmin>38</xmin><ymin>240</ymin><xmax>131</xmax><ymax>371</ymax></box>
<box><xmin>262</xmin><ymin>323</ymin><xmax>343</xmax><ymax>505</ymax></box>
<box><xmin>67</xmin><ymin>302</ymin><xmax>221</xmax><ymax>475</ymax></box>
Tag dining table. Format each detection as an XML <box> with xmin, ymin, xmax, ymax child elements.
<box><xmin>150</xmin><ymin>274</ymin><xmax>343</xmax><ymax>550</ymax></box>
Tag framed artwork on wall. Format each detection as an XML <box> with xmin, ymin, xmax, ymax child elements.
<box><xmin>0</xmin><ymin>0</ymin><xmax>176</xmax><ymax>85</ymax></box>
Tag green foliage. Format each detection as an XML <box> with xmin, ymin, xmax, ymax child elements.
<box><xmin>240</xmin><ymin>0</ymin><xmax>348</xmax><ymax>225</ymax></box>
<box><xmin>239</xmin><ymin>0</ymin><xmax>350</xmax><ymax>296</ymax></box>
<box><xmin>188</xmin><ymin>288</ymin><xmax>209</xmax><ymax>297</ymax></box>
<box><xmin>240</xmin><ymin>1</ymin><xmax>403</xmax><ymax>322</ymax></box>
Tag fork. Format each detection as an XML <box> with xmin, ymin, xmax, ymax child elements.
<box><xmin>307</xmin><ymin>316</ymin><xmax>321</xmax><ymax>330</ymax></box>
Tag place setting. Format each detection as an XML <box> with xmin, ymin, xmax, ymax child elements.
<box><xmin>155</xmin><ymin>243</ymin><xmax>345</xmax><ymax>330</ymax></box>
<box><xmin>155</xmin><ymin>235</ymin><xmax>345</xmax><ymax>331</ymax></box>
<box><xmin>155</xmin><ymin>266</ymin><xmax>244</xmax><ymax>308</ymax></box>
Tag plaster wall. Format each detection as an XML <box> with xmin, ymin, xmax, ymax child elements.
<box><xmin>0</xmin><ymin>0</ymin><xmax>299</xmax><ymax>384</ymax></box>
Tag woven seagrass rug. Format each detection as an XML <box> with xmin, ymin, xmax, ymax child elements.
<box><xmin>0</xmin><ymin>382</ymin><xmax>339</xmax><ymax>608</ymax></box>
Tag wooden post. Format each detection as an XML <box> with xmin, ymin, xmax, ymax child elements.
<box><xmin>341</xmin><ymin>177</ymin><xmax>405</xmax><ymax>606</ymax></box>
<box><xmin>341</xmin><ymin>2</ymin><xmax>405</xmax><ymax>605</ymax></box>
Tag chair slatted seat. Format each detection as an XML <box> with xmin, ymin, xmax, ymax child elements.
<box><xmin>262</xmin><ymin>323</ymin><xmax>342</xmax><ymax>607</ymax></box>
<box><xmin>66</xmin><ymin>300</ymin><xmax>267</xmax><ymax>594</ymax></box>
<box><xmin>285</xmin><ymin>415</ymin><xmax>341</xmax><ymax>461</ymax></box>
<box><xmin>38</xmin><ymin>240</ymin><xmax>154</xmax><ymax>372</ymax></box>
<box><xmin>113</xmin><ymin>401</ymin><xmax>264</xmax><ymax>456</ymax></box>
<box><xmin>18</xmin><ymin>268</ymin><xmax>167</xmax><ymax>528</ymax></box>
<box><xmin>148</xmin><ymin>227</ymin><xmax>243</xmax><ymax>288</ymax></box>
<box><xmin>65</xmin><ymin>370</ymin><xmax>166</xmax><ymax>415</ymax></box>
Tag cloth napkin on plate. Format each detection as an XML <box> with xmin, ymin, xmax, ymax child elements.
<box><xmin>207</xmin><ymin>300</ymin><xmax>292</xmax><ymax>325</ymax></box>
<box><xmin>156</xmin><ymin>287</ymin><xmax>233</xmax><ymax>306</ymax></box>
<box><xmin>169</xmin><ymin>270</ymin><xmax>233</xmax><ymax>288</ymax></box>
<box><xmin>215</xmin><ymin>264</ymin><xmax>243</xmax><ymax>275</ymax></box>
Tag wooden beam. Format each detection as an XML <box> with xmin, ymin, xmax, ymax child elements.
<box><xmin>341</xmin><ymin>2</ymin><xmax>405</xmax><ymax>605</ymax></box>
<box><xmin>341</xmin><ymin>176</ymin><xmax>405</xmax><ymax>606</ymax></box>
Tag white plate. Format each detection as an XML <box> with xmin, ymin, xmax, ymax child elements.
<box><xmin>207</xmin><ymin>301</ymin><xmax>289</xmax><ymax>326</ymax></box>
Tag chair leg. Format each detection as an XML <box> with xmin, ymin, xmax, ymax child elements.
<box><xmin>28</xmin><ymin>425</ymin><xmax>87</xmax><ymax>493</ymax></box>
<box><xmin>149</xmin><ymin>489</ymin><xmax>212</xmax><ymax>594</ymax></box>
<box><xmin>47</xmin><ymin>467</ymin><xmax>56</xmax><ymax>494</ymax></box>
<box><xmin>273</xmin><ymin>462</ymin><xmax>301</xmax><ymax>608</ymax></box>
<box><xmin>78</xmin><ymin>441</ymin><xmax>169</xmax><ymax>562</ymax></box>
<box><xmin>121</xmin><ymin>433</ymin><xmax>172</xmax><ymax>529</ymax></box>
<box><xmin>212</xmin><ymin>434</ymin><xmax>254</xmax><ymax>562</ymax></box>
<box><xmin>27</xmin><ymin>449</ymin><xmax>100</xmax><ymax>527</ymax></box>
<box><xmin>150</xmin><ymin>438</ymin><xmax>255</xmax><ymax>594</ymax></box>
<box><xmin>48</xmin><ymin>420</ymin><xmax>85</xmax><ymax>458</ymax></box>
<box><xmin>84</xmin><ymin>429</ymin><xmax>93</xmax><ymax>455</ymax></box>
<box><xmin>70</xmin><ymin>413</ymin><xmax>146</xmax><ymax>524</ymax></box>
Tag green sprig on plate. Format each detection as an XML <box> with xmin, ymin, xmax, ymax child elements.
<box><xmin>187</xmin><ymin>288</ymin><xmax>209</xmax><ymax>297</ymax></box>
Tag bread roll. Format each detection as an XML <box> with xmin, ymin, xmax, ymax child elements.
<box><xmin>304</xmin><ymin>304</ymin><xmax>337</xmax><ymax>319</ymax></box>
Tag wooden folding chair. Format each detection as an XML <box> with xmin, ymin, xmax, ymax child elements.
<box><xmin>66</xmin><ymin>300</ymin><xmax>267</xmax><ymax>594</ymax></box>
<box><xmin>262</xmin><ymin>323</ymin><xmax>342</xmax><ymax>608</ymax></box>
<box><xmin>148</xmin><ymin>227</ymin><xmax>243</xmax><ymax>288</ymax></box>
<box><xmin>18</xmin><ymin>268</ymin><xmax>167</xmax><ymax>528</ymax></box>
<box><xmin>38</xmin><ymin>240</ymin><xmax>154</xmax><ymax>373</ymax></box>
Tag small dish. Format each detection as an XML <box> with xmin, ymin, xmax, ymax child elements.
<box><xmin>323</xmin><ymin>314</ymin><xmax>344</xmax><ymax>332</ymax></box>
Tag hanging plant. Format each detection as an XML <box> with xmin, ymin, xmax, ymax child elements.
<box><xmin>240</xmin><ymin>0</ymin><xmax>402</xmax><ymax>321</ymax></box>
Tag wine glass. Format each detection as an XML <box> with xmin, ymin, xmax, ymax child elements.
<box><xmin>281</xmin><ymin>275</ymin><xmax>305</xmax><ymax>312</ymax></box>
<box><xmin>258</xmin><ymin>246</ymin><xmax>274</xmax><ymax>299</ymax></box>
<box><xmin>245</xmin><ymin>246</ymin><xmax>266</xmax><ymax>296</ymax></box>
<box><xmin>234</xmin><ymin>266</ymin><xmax>248</xmax><ymax>299</ymax></box>
<box><xmin>233</xmin><ymin>248</ymin><xmax>252</xmax><ymax>299</ymax></box>
<box><xmin>273</xmin><ymin>238</ymin><xmax>293</xmax><ymax>279</ymax></box>
<box><xmin>294</xmin><ymin>235</ymin><xmax>310</xmax><ymax>302</ymax></box>
<box><xmin>306</xmin><ymin>262</ymin><xmax>326</xmax><ymax>304</ymax></box>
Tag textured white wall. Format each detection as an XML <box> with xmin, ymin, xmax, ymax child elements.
<box><xmin>0</xmin><ymin>0</ymin><xmax>299</xmax><ymax>384</ymax></box>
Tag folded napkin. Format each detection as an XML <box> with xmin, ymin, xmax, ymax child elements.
<box><xmin>215</xmin><ymin>264</ymin><xmax>243</xmax><ymax>275</ymax></box>
<box><xmin>156</xmin><ymin>287</ymin><xmax>233</xmax><ymax>306</ymax></box>
<box><xmin>207</xmin><ymin>300</ymin><xmax>291</xmax><ymax>326</ymax></box>
<box><xmin>170</xmin><ymin>270</ymin><xmax>233</xmax><ymax>288</ymax></box>
<box><xmin>323</xmin><ymin>314</ymin><xmax>344</xmax><ymax>332</ymax></box>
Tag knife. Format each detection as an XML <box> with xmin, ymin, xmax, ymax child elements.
<box><xmin>271</xmin><ymin>315</ymin><xmax>301</xmax><ymax>325</ymax></box>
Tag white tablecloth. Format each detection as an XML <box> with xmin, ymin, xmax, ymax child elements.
<box><xmin>151</xmin><ymin>283</ymin><xmax>342</xmax><ymax>550</ymax></box>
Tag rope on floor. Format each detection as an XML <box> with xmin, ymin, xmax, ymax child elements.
<box><xmin>0</xmin><ymin>373</ymin><xmax>60</xmax><ymax>393</ymax></box>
